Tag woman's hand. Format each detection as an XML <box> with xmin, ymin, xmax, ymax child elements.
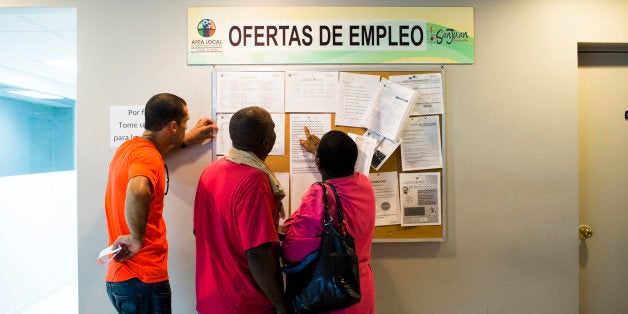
<box><xmin>299</xmin><ymin>126</ymin><xmax>320</xmax><ymax>155</ymax></box>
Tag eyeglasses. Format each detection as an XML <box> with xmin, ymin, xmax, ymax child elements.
<box><xmin>164</xmin><ymin>164</ymin><xmax>169</xmax><ymax>196</ymax></box>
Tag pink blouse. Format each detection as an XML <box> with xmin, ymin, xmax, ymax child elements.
<box><xmin>282</xmin><ymin>172</ymin><xmax>376</xmax><ymax>314</ymax></box>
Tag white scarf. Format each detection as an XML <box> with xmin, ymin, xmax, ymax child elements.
<box><xmin>225</xmin><ymin>147</ymin><xmax>286</xmax><ymax>204</ymax></box>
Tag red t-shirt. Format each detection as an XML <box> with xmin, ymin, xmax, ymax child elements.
<box><xmin>194</xmin><ymin>158</ymin><xmax>280</xmax><ymax>314</ymax></box>
<box><xmin>104</xmin><ymin>137</ymin><xmax>168</xmax><ymax>283</ymax></box>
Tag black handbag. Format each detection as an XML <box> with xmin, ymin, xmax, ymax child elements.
<box><xmin>283</xmin><ymin>182</ymin><xmax>361</xmax><ymax>313</ymax></box>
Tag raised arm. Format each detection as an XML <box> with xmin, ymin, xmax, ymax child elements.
<box><xmin>299</xmin><ymin>125</ymin><xmax>320</xmax><ymax>155</ymax></box>
<box><xmin>164</xmin><ymin>117</ymin><xmax>219</xmax><ymax>157</ymax></box>
<box><xmin>183</xmin><ymin>117</ymin><xmax>219</xmax><ymax>146</ymax></box>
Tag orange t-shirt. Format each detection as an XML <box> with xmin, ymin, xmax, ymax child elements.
<box><xmin>104</xmin><ymin>137</ymin><xmax>168</xmax><ymax>283</ymax></box>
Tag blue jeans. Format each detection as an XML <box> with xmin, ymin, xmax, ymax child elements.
<box><xmin>106</xmin><ymin>278</ymin><xmax>171</xmax><ymax>313</ymax></box>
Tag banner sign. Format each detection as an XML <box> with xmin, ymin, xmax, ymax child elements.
<box><xmin>188</xmin><ymin>7</ymin><xmax>474</xmax><ymax>65</ymax></box>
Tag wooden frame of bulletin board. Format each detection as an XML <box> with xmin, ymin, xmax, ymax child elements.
<box><xmin>211</xmin><ymin>65</ymin><xmax>446</xmax><ymax>242</ymax></box>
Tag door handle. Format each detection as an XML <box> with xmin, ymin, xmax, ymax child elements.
<box><xmin>579</xmin><ymin>224</ymin><xmax>593</xmax><ymax>239</ymax></box>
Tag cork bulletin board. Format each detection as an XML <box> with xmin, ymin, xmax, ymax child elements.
<box><xmin>212</xmin><ymin>66</ymin><xmax>446</xmax><ymax>242</ymax></box>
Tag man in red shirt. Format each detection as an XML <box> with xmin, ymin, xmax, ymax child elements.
<box><xmin>194</xmin><ymin>106</ymin><xmax>287</xmax><ymax>314</ymax></box>
<box><xmin>104</xmin><ymin>93</ymin><xmax>218</xmax><ymax>313</ymax></box>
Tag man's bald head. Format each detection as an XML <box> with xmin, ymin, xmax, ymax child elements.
<box><xmin>229</xmin><ymin>106</ymin><xmax>276</xmax><ymax>160</ymax></box>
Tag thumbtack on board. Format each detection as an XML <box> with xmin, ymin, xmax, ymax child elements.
<box><xmin>625</xmin><ymin>110</ymin><xmax>628</xmax><ymax>120</ymax></box>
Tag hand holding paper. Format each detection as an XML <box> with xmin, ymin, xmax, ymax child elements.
<box><xmin>97</xmin><ymin>245</ymin><xmax>122</xmax><ymax>265</ymax></box>
<box><xmin>108</xmin><ymin>234</ymin><xmax>142</xmax><ymax>262</ymax></box>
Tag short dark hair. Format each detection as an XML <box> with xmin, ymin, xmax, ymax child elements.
<box><xmin>229</xmin><ymin>106</ymin><xmax>273</xmax><ymax>151</ymax></box>
<box><xmin>144</xmin><ymin>93</ymin><xmax>187</xmax><ymax>131</ymax></box>
<box><xmin>317</xmin><ymin>130</ymin><xmax>357</xmax><ymax>178</ymax></box>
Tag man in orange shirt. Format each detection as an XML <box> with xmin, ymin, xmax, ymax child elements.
<box><xmin>104</xmin><ymin>93</ymin><xmax>218</xmax><ymax>313</ymax></box>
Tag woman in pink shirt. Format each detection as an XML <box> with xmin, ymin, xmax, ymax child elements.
<box><xmin>282</xmin><ymin>128</ymin><xmax>376</xmax><ymax>314</ymax></box>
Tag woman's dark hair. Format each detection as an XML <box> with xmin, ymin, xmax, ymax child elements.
<box><xmin>317</xmin><ymin>130</ymin><xmax>357</xmax><ymax>178</ymax></box>
<box><xmin>144</xmin><ymin>93</ymin><xmax>187</xmax><ymax>131</ymax></box>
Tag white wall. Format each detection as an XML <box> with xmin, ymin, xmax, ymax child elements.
<box><xmin>0</xmin><ymin>171</ymin><xmax>77</xmax><ymax>313</ymax></box>
<box><xmin>76</xmin><ymin>1</ymin><xmax>214</xmax><ymax>312</ymax></box>
<box><xmin>68</xmin><ymin>1</ymin><xmax>628</xmax><ymax>313</ymax></box>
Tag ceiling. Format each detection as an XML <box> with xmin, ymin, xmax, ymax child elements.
<box><xmin>0</xmin><ymin>7</ymin><xmax>76</xmax><ymax>107</ymax></box>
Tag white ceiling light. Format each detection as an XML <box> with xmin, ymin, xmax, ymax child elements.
<box><xmin>45</xmin><ymin>60</ymin><xmax>77</xmax><ymax>74</ymax></box>
<box><xmin>6</xmin><ymin>90</ymin><xmax>63</xmax><ymax>99</ymax></box>
<box><xmin>0</xmin><ymin>8</ymin><xmax>76</xmax><ymax>103</ymax></box>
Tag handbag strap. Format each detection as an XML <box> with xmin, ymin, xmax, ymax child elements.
<box><xmin>317</xmin><ymin>182</ymin><xmax>348</xmax><ymax>235</ymax></box>
<box><xmin>325</xmin><ymin>182</ymin><xmax>349</xmax><ymax>236</ymax></box>
<box><xmin>316</xmin><ymin>182</ymin><xmax>332</xmax><ymax>223</ymax></box>
<box><xmin>325</xmin><ymin>183</ymin><xmax>345</xmax><ymax>224</ymax></box>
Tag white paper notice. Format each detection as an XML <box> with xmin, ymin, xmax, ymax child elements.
<box><xmin>289</xmin><ymin>114</ymin><xmax>331</xmax><ymax>174</ymax></box>
<box><xmin>364</xmin><ymin>130</ymin><xmax>402</xmax><ymax>171</ymax></box>
<box><xmin>285</xmin><ymin>71</ymin><xmax>338</xmax><ymax>112</ymax></box>
<box><xmin>269</xmin><ymin>114</ymin><xmax>286</xmax><ymax>156</ymax></box>
<box><xmin>348</xmin><ymin>133</ymin><xmax>377</xmax><ymax>175</ymax></box>
<box><xmin>274</xmin><ymin>172</ymin><xmax>289</xmax><ymax>227</ymax></box>
<box><xmin>216</xmin><ymin>71</ymin><xmax>285</xmax><ymax>113</ymax></box>
<box><xmin>335</xmin><ymin>72</ymin><xmax>381</xmax><ymax>127</ymax></box>
<box><xmin>361</xmin><ymin>79</ymin><xmax>418</xmax><ymax>140</ymax></box>
<box><xmin>214</xmin><ymin>113</ymin><xmax>232</xmax><ymax>155</ymax></box>
<box><xmin>389</xmin><ymin>73</ymin><xmax>444</xmax><ymax>115</ymax></box>
<box><xmin>400</xmin><ymin>115</ymin><xmax>443</xmax><ymax>171</ymax></box>
<box><xmin>110</xmin><ymin>105</ymin><xmax>145</xmax><ymax>147</ymax></box>
<box><xmin>399</xmin><ymin>172</ymin><xmax>441</xmax><ymax>226</ymax></box>
<box><xmin>215</xmin><ymin>113</ymin><xmax>286</xmax><ymax>156</ymax></box>
<box><xmin>290</xmin><ymin>172</ymin><xmax>322</xmax><ymax>216</ymax></box>
<box><xmin>369</xmin><ymin>172</ymin><xmax>401</xmax><ymax>226</ymax></box>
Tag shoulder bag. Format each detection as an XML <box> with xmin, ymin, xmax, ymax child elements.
<box><xmin>283</xmin><ymin>182</ymin><xmax>361</xmax><ymax>313</ymax></box>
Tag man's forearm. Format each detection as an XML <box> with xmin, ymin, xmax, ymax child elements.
<box><xmin>125</xmin><ymin>176</ymin><xmax>153</xmax><ymax>243</ymax></box>
<box><xmin>246</xmin><ymin>242</ymin><xmax>287</xmax><ymax>313</ymax></box>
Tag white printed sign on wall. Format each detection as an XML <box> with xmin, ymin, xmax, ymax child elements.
<box><xmin>110</xmin><ymin>105</ymin><xmax>145</xmax><ymax>147</ymax></box>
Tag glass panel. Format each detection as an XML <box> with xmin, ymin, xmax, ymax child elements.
<box><xmin>0</xmin><ymin>7</ymin><xmax>77</xmax><ymax>314</ymax></box>
<box><xmin>0</xmin><ymin>97</ymin><xmax>75</xmax><ymax>177</ymax></box>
